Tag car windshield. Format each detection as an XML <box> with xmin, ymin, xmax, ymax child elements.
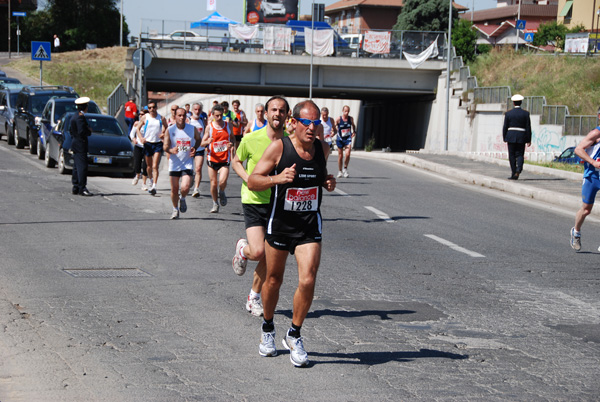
<box><xmin>87</xmin><ymin>117</ymin><xmax>124</xmax><ymax>136</ymax></box>
<box><xmin>54</xmin><ymin>101</ymin><xmax>101</xmax><ymax>119</ymax></box>
<box><xmin>560</xmin><ymin>148</ymin><xmax>575</xmax><ymax>158</ymax></box>
<box><xmin>30</xmin><ymin>94</ymin><xmax>76</xmax><ymax>115</ymax></box>
<box><xmin>0</xmin><ymin>78</ymin><xmax>21</xmax><ymax>84</ymax></box>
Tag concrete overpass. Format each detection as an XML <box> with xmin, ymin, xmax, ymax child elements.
<box><xmin>126</xmin><ymin>48</ymin><xmax>448</xmax><ymax>150</ymax></box>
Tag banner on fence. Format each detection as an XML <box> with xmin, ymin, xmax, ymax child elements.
<box><xmin>363</xmin><ymin>31</ymin><xmax>390</xmax><ymax>54</ymax></box>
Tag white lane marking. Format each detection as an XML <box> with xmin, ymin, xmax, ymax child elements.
<box><xmin>364</xmin><ymin>206</ymin><xmax>394</xmax><ymax>223</ymax></box>
<box><xmin>335</xmin><ymin>188</ymin><xmax>349</xmax><ymax>196</ymax></box>
<box><xmin>424</xmin><ymin>234</ymin><xmax>485</xmax><ymax>258</ymax></box>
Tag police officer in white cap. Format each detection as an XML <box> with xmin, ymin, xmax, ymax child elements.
<box><xmin>503</xmin><ymin>94</ymin><xmax>532</xmax><ymax>180</ymax></box>
<box><xmin>71</xmin><ymin>96</ymin><xmax>93</xmax><ymax>196</ymax></box>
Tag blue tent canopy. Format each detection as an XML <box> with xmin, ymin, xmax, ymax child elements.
<box><xmin>190</xmin><ymin>12</ymin><xmax>240</xmax><ymax>29</ymax></box>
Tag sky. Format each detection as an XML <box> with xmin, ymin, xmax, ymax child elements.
<box><xmin>39</xmin><ymin>0</ymin><xmax>499</xmax><ymax>33</ymax></box>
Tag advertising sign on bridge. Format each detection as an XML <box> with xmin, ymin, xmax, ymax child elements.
<box><xmin>246</xmin><ymin>0</ymin><xmax>298</xmax><ymax>24</ymax></box>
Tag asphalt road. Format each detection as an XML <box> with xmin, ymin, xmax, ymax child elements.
<box><xmin>0</xmin><ymin>140</ymin><xmax>598</xmax><ymax>401</ymax></box>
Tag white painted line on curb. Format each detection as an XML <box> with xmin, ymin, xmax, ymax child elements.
<box><xmin>424</xmin><ymin>234</ymin><xmax>485</xmax><ymax>258</ymax></box>
<box><xmin>335</xmin><ymin>188</ymin><xmax>349</xmax><ymax>196</ymax></box>
<box><xmin>364</xmin><ymin>206</ymin><xmax>394</xmax><ymax>223</ymax></box>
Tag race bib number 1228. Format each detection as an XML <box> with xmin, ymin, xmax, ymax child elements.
<box><xmin>284</xmin><ymin>186</ymin><xmax>319</xmax><ymax>212</ymax></box>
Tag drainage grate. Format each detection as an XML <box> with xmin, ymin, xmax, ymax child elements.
<box><xmin>63</xmin><ymin>268</ymin><xmax>152</xmax><ymax>278</ymax></box>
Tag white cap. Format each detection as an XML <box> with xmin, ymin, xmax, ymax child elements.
<box><xmin>75</xmin><ymin>96</ymin><xmax>90</xmax><ymax>105</ymax></box>
<box><xmin>511</xmin><ymin>94</ymin><xmax>524</xmax><ymax>102</ymax></box>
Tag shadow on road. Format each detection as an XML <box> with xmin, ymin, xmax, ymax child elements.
<box><xmin>277</xmin><ymin>308</ymin><xmax>416</xmax><ymax>320</ymax></box>
<box><xmin>309</xmin><ymin>349</ymin><xmax>469</xmax><ymax>366</ymax></box>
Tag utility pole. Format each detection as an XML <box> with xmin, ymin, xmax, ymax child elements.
<box><xmin>515</xmin><ymin>0</ymin><xmax>522</xmax><ymax>51</ymax></box>
<box><xmin>445</xmin><ymin>0</ymin><xmax>453</xmax><ymax>151</ymax></box>
<box><xmin>8</xmin><ymin>0</ymin><xmax>11</xmax><ymax>59</ymax></box>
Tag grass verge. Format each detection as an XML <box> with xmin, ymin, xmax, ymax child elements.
<box><xmin>525</xmin><ymin>160</ymin><xmax>584</xmax><ymax>174</ymax></box>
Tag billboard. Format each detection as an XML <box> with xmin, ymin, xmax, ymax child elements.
<box><xmin>245</xmin><ymin>0</ymin><xmax>299</xmax><ymax>24</ymax></box>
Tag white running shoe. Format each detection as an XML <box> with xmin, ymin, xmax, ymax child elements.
<box><xmin>141</xmin><ymin>183</ymin><xmax>148</xmax><ymax>191</ymax></box>
<box><xmin>343</xmin><ymin>169</ymin><xmax>349</xmax><ymax>178</ymax></box>
<box><xmin>192</xmin><ymin>188</ymin><xmax>200</xmax><ymax>198</ymax></box>
<box><xmin>246</xmin><ymin>296</ymin><xmax>264</xmax><ymax>317</ymax></box>
<box><xmin>232</xmin><ymin>238</ymin><xmax>248</xmax><ymax>276</ymax></box>
<box><xmin>259</xmin><ymin>329</ymin><xmax>277</xmax><ymax>357</ymax></box>
<box><xmin>282</xmin><ymin>335</ymin><xmax>309</xmax><ymax>367</ymax></box>
<box><xmin>132</xmin><ymin>175</ymin><xmax>139</xmax><ymax>185</ymax></box>
<box><xmin>336</xmin><ymin>171</ymin><xmax>343</xmax><ymax>178</ymax></box>
<box><xmin>170</xmin><ymin>209</ymin><xmax>179</xmax><ymax>220</ymax></box>
<box><xmin>570</xmin><ymin>227</ymin><xmax>581</xmax><ymax>251</ymax></box>
<box><xmin>210</xmin><ymin>203</ymin><xmax>219</xmax><ymax>213</ymax></box>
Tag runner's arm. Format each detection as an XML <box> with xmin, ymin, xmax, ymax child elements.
<box><xmin>231</xmin><ymin>153</ymin><xmax>249</xmax><ymax>182</ymax></box>
<box><xmin>575</xmin><ymin>128</ymin><xmax>600</xmax><ymax>167</ymax></box>
<box><xmin>350</xmin><ymin>117</ymin><xmax>357</xmax><ymax>137</ymax></box>
<box><xmin>200</xmin><ymin>126</ymin><xmax>212</xmax><ymax>148</ymax></box>
<box><xmin>136</xmin><ymin>116</ymin><xmax>146</xmax><ymax>143</ymax></box>
<box><xmin>248</xmin><ymin>140</ymin><xmax>295</xmax><ymax>191</ymax></box>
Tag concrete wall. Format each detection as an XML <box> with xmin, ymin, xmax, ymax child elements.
<box><xmin>425</xmin><ymin>72</ymin><xmax>584</xmax><ymax>159</ymax></box>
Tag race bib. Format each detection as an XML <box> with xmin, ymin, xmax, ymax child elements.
<box><xmin>176</xmin><ymin>138</ymin><xmax>191</xmax><ymax>153</ymax></box>
<box><xmin>341</xmin><ymin>128</ymin><xmax>351</xmax><ymax>137</ymax></box>
<box><xmin>213</xmin><ymin>140</ymin><xmax>228</xmax><ymax>153</ymax></box>
<box><xmin>284</xmin><ymin>186</ymin><xmax>319</xmax><ymax>212</ymax></box>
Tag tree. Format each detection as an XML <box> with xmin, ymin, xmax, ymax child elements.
<box><xmin>452</xmin><ymin>19</ymin><xmax>477</xmax><ymax>63</ymax></box>
<box><xmin>532</xmin><ymin>21</ymin><xmax>585</xmax><ymax>49</ymax></box>
<box><xmin>20</xmin><ymin>0</ymin><xmax>129</xmax><ymax>52</ymax></box>
<box><xmin>394</xmin><ymin>0</ymin><xmax>459</xmax><ymax>32</ymax></box>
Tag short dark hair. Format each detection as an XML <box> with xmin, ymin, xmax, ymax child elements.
<box><xmin>265</xmin><ymin>95</ymin><xmax>289</xmax><ymax>114</ymax></box>
<box><xmin>212</xmin><ymin>104</ymin><xmax>224</xmax><ymax>114</ymax></box>
<box><xmin>147</xmin><ymin>100</ymin><xmax>157</xmax><ymax>108</ymax></box>
<box><xmin>220</xmin><ymin>101</ymin><xmax>229</xmax><ymax>108</ymax></box>
<box><xmin>292</xmin><ymin>100</ymin><xmax>320</xmax><ymax>119</ymax></box>
<box><xmin>513</xmin><ymin>100</ymin><xmax>522</xmax><ymax>107</ymax></box>
<box><xmin>232</xmin><ymin>99</ymin><xmax>240</xmax><ymax>106</ymax></box>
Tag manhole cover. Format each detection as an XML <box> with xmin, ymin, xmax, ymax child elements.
<box><xmin>63</xmin><ymin>268</ymin><xmax>152</xmax><ymax>278</ymax></box>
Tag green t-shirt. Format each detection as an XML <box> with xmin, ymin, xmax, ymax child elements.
<box><xmin>237</xmin><ymin>127</ymin><xmax>286</xmax><ymax>204</ymax></box>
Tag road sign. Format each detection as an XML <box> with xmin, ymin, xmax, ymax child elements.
<box><xmin>31</xmin><ymin>41</ymin><xmax>51</xmax><ymax>61</ymax></box>
<box><xmin>516</xmin><ymin>20</ymin><xmax>526</xmax><ymax>30</ymax></box>
<box><xmin>524</xmin><ymin>33</ymin><xmax>535</xmax><ymax>43</ymax></box>
<box><xmin>132</xmin><ymin>48</ymin><xmax>152</xmax><ymax>68</ymax></box>
<box><xmin>12</xmin><ymin>11</ymin><xmax>26</xmax><ymax>17</ymax></box>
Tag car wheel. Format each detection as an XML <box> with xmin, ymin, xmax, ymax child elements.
<box><xmin>58</xmin><ymin>148</ymin><xmax>70</xmax><ymax>174</ymax></box>
<box><xmin>14</xmin><ymin>126</ymin><xmax>25</xmax><ymax>149</ymax></box>
<box><xmin>7</xmin><ymin>126</ymin><xmax>14</xmax><ymax>145</ymax></box>
<box><xmin>45</xmin><ymin>144</ymin><xmax>56</xmax><ymax>168</ymax></box>
<box><xmin>28</xmin><ymin>130</ymin><xmax>37</xmax><ymax>155</ymax></box>
<box><xmin>192</xmin><ymin>44</ymin><xmax>200</xmax><ymax>51</ymax></box>
<box><xmin>37</xmin><ymin>138</ymin><xmax>45</xmax><ymax>159</ymax></box>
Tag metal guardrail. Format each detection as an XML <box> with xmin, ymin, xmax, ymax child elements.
<box><xmin>107</xmin><ymin>83</ymin><xmax>128</xmax><ymax>117</ymax></box>
<box><xmin>542</xmin><ymin>105</ymin><xmax>569</xmax><ymax>125</ymax></box>
<box><xmin>506</xmin><ymin>96</ymin><xmax>545</xmax><ymax>115</ymax></box>
<box><xmin>473</xmin><ymin>86</ymin><xmax>511</xmax><ymax>104</ymax></box>
<box><xmin>459</xmin><ymin>66</ymin><xmax>469</xmax><ymax>81</ymax></box>
<box><xmin>564</xmin><ymin>115</ymin><xmax>598</xmax><ymax>136</ymax></box>
<box><xmin>467</xmin><ymin>76</ymin><xmax>477</xmax><ymax>91</ymax></box>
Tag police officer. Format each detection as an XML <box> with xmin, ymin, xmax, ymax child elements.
<box><xmin>503</xmin><ymin>94</ymin><xmax>532</xmax><ymax>180</ymax></box>
<box><xmin>71</xmin><ymin>96</ymin><xmax>93</xmax><ymax>196</ymax></box>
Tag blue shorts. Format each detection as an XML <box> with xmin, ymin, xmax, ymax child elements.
<box><xmin>194</xmin><ymin>149</ymin><xmax>205</xmax><ymax>157</ymax></box>
<box><xmin>582</xmin><ymin>176</ymin><xmax>600</xmax><ymax>205</ymax></box>
<box><xmin>144</xmin><ymin>141</ymin><xmax>163</xmax><ymax>157</ymax></box>
<box><xmin>336</xmin><ymin>136</ymin><xmax>352</xmax><ymax>149</ymax></box>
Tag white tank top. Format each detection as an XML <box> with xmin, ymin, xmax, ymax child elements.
<box><xmin>143</xmin><ymin>114</ymin><xmax>163</xmax><ymax>143</ymax></box>
<box><xmin>321</xmin><ymin>117</ymin><xmax>333</xmax><ymax>143</ymax></box>
<box><xmin>189</xmin><ymin>118</ymin><xmax>205</xmax><ymax>151</ymax></box>
<box><xmin>167</xmin><ymin>123</ymin><xmax>195</xmax><ymax>172</ymax></box>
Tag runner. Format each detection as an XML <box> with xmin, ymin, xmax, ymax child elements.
<box><xmin>231</xmin><ymin>96</ymin><xmax>289</xmax><ymax>317</ymax></box>
<box><xmin>231</xmin><ymin>99</ymin><xmax>248</xmax><ymax>152</ymax></box>
<box><xmin>130</xmin><ymin>108</ymin><xmax>148</xmax><ymax>186</ymax></box>
<box><xmin>167</xmin><ymin>104</ymin><xmax>178</xmax><ymax>127</ymax></box>
<box><xmin>335</xmin><ymin>105</ymin><xmax>357</xmax><ymax>178</ymax></box>
<box><xmin>320</xmin><ymin>107</ymin><xmax>336</xmax><ymax>153</ymax></box>
<box><xmin>200</xmin><ymin>104</ymin><xmax>234</xmax><ymax>213</ymax></box>
<box><xmin>248</xmin><ymin>100</ymin><xmax>336</xmax><ymax>366</ymax></box>
<box><xmin>245</xmin><ymin>103</ymin><xmax>267</xmax><ymax>134</ymax></box>
<box><xmin>189</xmin><ymin>103</ymin><xmax>206</xmax><ymax>199</ymax></box>
<box><xmin>137</xmin><ymin>101</ymin><xmax>168</xmax><ymax>196</ymax></box>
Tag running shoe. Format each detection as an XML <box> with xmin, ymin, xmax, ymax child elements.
<box><xmin>570</xmin><ymin>227</ymin><xmax>581</xmax><ymax>251</ymax></box>
<box><xmin>141</xmin><ymin>183</ymin><xmax>148</xmax><ymax>191</ymax></box>
<box><xmin>192</xmin><ymin>188</ymin><xmax>200</xmax><ymax>198</ymax></box>
<box><xmin>336</xmin><ymin>171</ymin><xmax>343</xmax><ymax>178</ymax></box>
<box><xmin>246</xmin><ymin>296</ymin><xmax>264</xmax><ymax>317</ymax></box>
<box><xmin>170</xmin><ymin>209</ymin><xmax>179</xmax><ymax>220</ymax></box>
<box><xmin>343</xmin><ymin>169</ymin><xmax>349</xmax><ymax>178</ymax></box>
<box><xmin>259</xmin><ymin>329</ymin><xmax>277</xmax><ymax>357</ymax></box>
<box><xmin>149</xmin><ymin>187</ymin><xmax>157</xmax><ymax>196</ymax></box>
<box><xmin>232</xmin><ymin>238</ymin><xmax>248</xmax><ymax>276</ymax></box>
<box><xmin>132</xmin><ymin>175</ymin><xmax>139</xmax><ymax>185</ymax></box>
<box><xmin>282</xmin><ymin>335</ymin><xmax>309</xmax><ymax>367</ymax></box>
<box><xmin>179</xmin><ymin>196</ymin><xmax>187</xmax><ymax>213</ymax></box>
<box><xmin>210</xmin><ymin>204</ymin><xmax>219</xmax><ymax>213</ymax></box>
<box><xmin>219</xmin><ymin>190</ymin><xmax>227</xmax><ymax>206</ymax></box>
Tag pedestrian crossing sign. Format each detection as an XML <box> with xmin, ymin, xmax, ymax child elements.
<box><xmin>524</xmin><ymin>33</ymin><xmax>534</xmax><ymax>43</ymax></box>
<box><xmin>31</xmin><ymin>41</ymin><xmax>51</xmax><ymax>61</ymax></box>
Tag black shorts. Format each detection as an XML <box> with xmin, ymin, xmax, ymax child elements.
<box><xmin>207</xmin><ymin>161</ymin><xmax>230</xmax><ymax>170</ymax></box>
<box><xmin>194</xmin><ymin>149</ymin><xmax>205</xmax><ymax>157</ymax></box>
<box><xmin>143</xmin><ymin>141</ymin><xmax>163</xmax><ymax>157</ymax></box>
<box><xmin>235</xmin><ymin>134</ymin><xmax>243</xmax><ymax>142</ymax></box>
<box><xmin>243</xmin><ymin>203</ymin><xmax>269</xmax><ymax>229</ymax></box>
<box><xmin>169</xmin><ymin>169</ymin><xmax>193</xmax><ymax>177</ymax></box>
<box><xmin>265</xmin><ymin>234</ymin><xmax>321</xmax><ymax>255</ymax></box>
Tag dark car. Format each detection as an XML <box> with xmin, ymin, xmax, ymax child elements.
<box><xmin>553</xmin><ymin>147</ymin><xmax>583</xmax><ymax>164</ymax></box>
<box><xmin>0</xmin><ymin>77</ymin><xmax>20</xmax><ymax>85</ymax></box>
<box><xmin>13</xmin><ymin>85</ymin><xmax>78</xmax><ymax>156</ymax></box>
<box><xmin>45</xmin><ymin>112</ymin><xmax>134</xmax><ymax>176</ymax></box>
<box><xmin>0</xmin><ymin>88</ymin><xmax>19</xmax><ymax>144</ymax></box>
<box><xmin>38</xmin><ymin>97</ymin><xmax>101</xmax><ymax>160</ymax></box>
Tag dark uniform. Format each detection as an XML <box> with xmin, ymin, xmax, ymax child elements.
<box><xmin>70</xmin><ymin>112</ymin><xmax>92</xmax><ymax>195</ymax></box>
<box><xmin>503</xmin><ymin>105</ymin><xmax>532</xmax><ymax>179</ymax></box>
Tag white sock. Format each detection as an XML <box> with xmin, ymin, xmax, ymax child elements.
<box><xmin>249</xmin><ymin>290</ymin><xmax>260</xmax><ymax>300</ymax></box>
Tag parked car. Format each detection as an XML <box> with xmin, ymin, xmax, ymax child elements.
<box><xmin>261</xmin><ymin>0</ymin><xmax>286</xmax><ymax>17</ymax></box>
<box><xmin>45</xmin><ymin>112</ymin><xmax>134</xmax><ymax>177</ymax></box>
<box><xmin>148</xmin><ymin>30</ymin><xmax>208</xmax><ymax>50</ymax></box>
<box><xmin>38</xmin><ymin>97</ymin><xmax>101</xmax><ymax>160</ymax></box>
<box><xmin>0</xmin><ymin>77</ymin><xmax>21</xmax><ymax>85</ymax></box>
<box><xmin>0</xmin><ymin>88</ymin><xmax>19</xmax><ymax>144</ymax></box>
<box><xmin>553</xmin><ymin>147</ymin><xmax>583</xmax><ymax>164</ymax></box>
<box><xmin>13</xmin><ymin>85</ymin><xmax>78</xmax><ymax>156</ymax></box>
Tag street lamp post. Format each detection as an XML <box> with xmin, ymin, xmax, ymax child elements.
<box><xmin>515</xmin><ymin>0</ymin><xmax>522</xmax><ymax>51</ymax></box>
<box><xmin>309</xmin><ymin>0</ymin><xmax>315</xmax><ymax>100</ymax></box>
<box><xmin>444</xmin><ymin>0</ymin><xmax>453</xmax><ymax>151</ymax></box>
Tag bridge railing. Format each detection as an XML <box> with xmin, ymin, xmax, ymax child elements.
<box><xmin>133</xmin><ymin>19</ymin><xmax>448</xmax><ymax>60</ymax></box>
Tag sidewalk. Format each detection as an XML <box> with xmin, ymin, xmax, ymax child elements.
<box><xmin>352</xmin><ymin>150</ymin><xmax>592</xmax><ymax>216</ymax></box>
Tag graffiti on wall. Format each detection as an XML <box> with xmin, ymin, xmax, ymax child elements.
<box><xmin>531</xmin><ymin>126</ymin><xmax>566</xmax><ymax>153</ymax></box>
